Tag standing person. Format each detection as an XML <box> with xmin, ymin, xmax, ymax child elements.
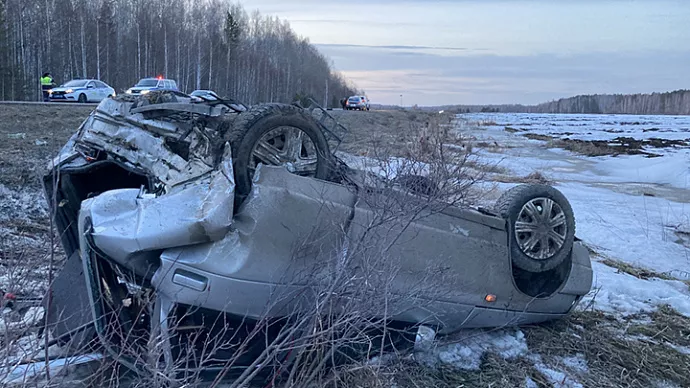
<box><xmin>41</xmin><ymin>73</ymin><xmax>55</xmax><ymax>102</ymax></box>
<box><xmin>340</xmin><ymin>97</ymin><xmax>347</xmax><ymax>110</ymax></box>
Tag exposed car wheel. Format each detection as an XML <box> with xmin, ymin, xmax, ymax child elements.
<box><xmin>226</xmin><ymin>103</ymin><xmax>332</xmax><ymax>201</ymax></box>
<box><xmin>78</xmin><ymin>94</ymin><xmax>87</xmax><ymax>103</ymax></box>
<box><xmin>494</xmin><ymin>184</ymin><xmax>575</xmax><ymax>273</ymax></box>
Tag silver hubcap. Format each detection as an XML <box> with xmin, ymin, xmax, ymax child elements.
<box><xmin>250</xmin><ymin>126</ymin><xmax>318</xmax><ymax>176</ymax></box>
<box><xmin>514</xmin><ymin>197</ymin><xmax>567</xmax><ymax>260</ymax></box>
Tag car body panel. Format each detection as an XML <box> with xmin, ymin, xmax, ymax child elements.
<box><xmin>190</xmin><ymin>89</ymin><xmax>220</xmax><ymax>101</ymax></box>
<box><xmin>77</xmin><ymin>162</ymin><xmax>591</xmax><ymax>334</ymax></box>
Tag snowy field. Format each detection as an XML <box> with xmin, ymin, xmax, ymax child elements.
<box><xmin>460</xmin><ymin>112</ymin><xmax>690</xmax><ymax>315</ymax></box>
<box><xmin>411</xmin><ymin>112</ymin><xmax>690</xmax><ymax>385</ymax></box>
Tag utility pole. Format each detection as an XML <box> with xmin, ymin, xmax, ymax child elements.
<box><xmin>400</xmin><ymin>94</ymin><xmax>403</xmax><ymax>107</ymax></box>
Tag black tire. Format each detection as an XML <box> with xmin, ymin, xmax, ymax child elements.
<box><xmin>494</xmin><ymin>184</ymin><xmax>575</xmax><ymax>273</ymax></box>
<box><xmin>225</xmin><ymin>103</ymin><xmax>331</xmax><ymax>201</ymax></box>
<box><xmin>78</xmin><ymin>93</ymin><xmax>87</xmax><ymax>103</ymax></box>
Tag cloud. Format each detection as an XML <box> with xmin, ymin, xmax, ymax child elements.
<box><xmin>315</xmin><ymin>44</ymin><xmax>471</xmax><ymax>52</ymax></box>
<box><xmin>240</xmin><ymin>0</ymin><xmax>690</xmax><ymax>105</ymax></box>
<box><xmin>324</xmin><ymin>45</ymin><xmax>690</xmax><ymax>105</ymax></box>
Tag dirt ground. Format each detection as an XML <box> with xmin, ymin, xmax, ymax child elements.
<box><xmin>0</xmin><ymin>104</ymin><xmax>94</xmax><ymax>190</ymax></box>
<box><xmin>0</xmin><ymin>105</ymin><xmax>449</xmax><ymax>191</ymax></box>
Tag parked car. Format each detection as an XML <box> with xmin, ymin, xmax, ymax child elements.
<box><xmin>48</xmin><ymin>79</ymin><xmax>115</xmax><ymax>103</ymax></box>
<box><xmin>44</xmin><ymin>93</ymin><xmax>591</xmax><ymax>378</ymax></box>
<box><xmin>125</xmin><ymin>77</ymin><xmax>179</xmax><ymax>95</ymax></box>
<box><xmin>345</xmin><ymin>95</ymin><xmax>370</xmax><ymax>110</ymax></box>
<box><xmin>190</xmin><ymin>89</ymin><xmax>221</xmax><ymax>101</ymax></box>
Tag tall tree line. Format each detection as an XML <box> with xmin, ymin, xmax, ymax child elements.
<box><xmin>530</xmin><ymin>90</ymin><xmax>690</xmax><ymax>115</ymax></box>
<box><xmin>441</xmin><ymin>90</ymin><xmax>690</xmax><ymax>115</ymax></box>
<box><xmin>0</xmin><ymin>0</ymin><xmax>358</xmax><ymax>105</ymax></box>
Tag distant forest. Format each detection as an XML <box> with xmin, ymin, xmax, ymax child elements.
<box><xmin>441</xmin><ymin>90</ymin><xmax>690</xmax><ymax>115</ymax></box>
<box><xmin>0</xmin><ymin>0</ymin><xmax>358</xmax><ymax>105</ymax></box>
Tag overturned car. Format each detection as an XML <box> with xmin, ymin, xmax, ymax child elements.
<box><xmin>44</xmin><ymin>92</ymin><xmax>592</xmax><ymax>380</ymax></box>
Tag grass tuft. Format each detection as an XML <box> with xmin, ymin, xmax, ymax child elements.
<box><xmin>600</xmin><ymin>258</ymin><xmax>674</xmax><ymax>281</ymax></box>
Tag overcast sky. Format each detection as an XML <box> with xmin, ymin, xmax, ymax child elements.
<box><xmin>238</xmin><ymin>0</ymin><xmax>690</xmax><ymax>106</ymax></box>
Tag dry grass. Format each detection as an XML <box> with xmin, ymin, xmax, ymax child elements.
<box><xmin>464</xmin><ymin>159</ymin><xmax>510</xmax><ymax>174</ymax></box>
<box><xmin>523</xmin><ymin>133</ymin><xmax>554</xmax><ymax>141</ymax></box>
<box><xmin>492</xmin><ymin>171</ymin><xmax>554</xmax><ymax>185</ymax></box>
<box><xmin>331</xmin><ymin>109</ymin><xmax>456</xmax><ymax>156</ymax></box>
<box><xmin>525</xmin><ymin>308</ymin><xmax>690</xmax><ymax>388</ymax></box>
<box><xmin>600</xmin><ymin>258</ymin><xmax>675</xmax><ymax>281</ymax></box>
<box><xmin>330</xmin><ymin>307</ymin><xmax>690</xmax><ymax>388</ymax></box>
<box><xmin>600</xmin><ymin>257</ymin><xmax>690</xmax><ymax>292</ymax></box>
<box><xmin>329</xmin><ymin>356</ymin><xmax>546</xmax><ymax>388</ymax></box>
<box><xmin>547</xmin><ymin>138</ymin><xmax>623</xmax><ymax>157</ymax></box>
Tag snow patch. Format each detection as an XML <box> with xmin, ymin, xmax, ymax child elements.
<box><xmin>559</xmin><ymin>354</ymin><xmax>589</xmax><ymax>373</ymax></box>
<box><xmin>530</xmin><ymin>355</ymin><xmax>584</xmax><ymax>388</ymax></box>
<box><xmin>433</xmin><ymin>329</ymin><xmax>528</xmax><ymax>370</ymax></box>
<box><xmin>582</xmin><ymin>261</ymin><xmax>690</xmax><ymax>317</ymax></box>
<box><xmin>668</xmin><ymin>344</ymin><xmax>690</xmax><ymax>355</ymax></box>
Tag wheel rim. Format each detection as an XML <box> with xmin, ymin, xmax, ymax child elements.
<box><xmin>249</xmin><ymin>126</ymin><xmax>319</xmax><ymax>176</ymax></box>
<box><xmin>514</xmin><ymin>197</ymin><xmax>567</xmax><ymax>260</ymax></box>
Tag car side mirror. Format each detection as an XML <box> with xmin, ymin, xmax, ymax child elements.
<box><xmin>87</xmin><ymin>85</ymin><xmax>94</xmax><ymax>89</ymax></box>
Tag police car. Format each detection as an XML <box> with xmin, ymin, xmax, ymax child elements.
<box><xmin>48</xmin><ymin>79</ymin><xmax>116</xmax><ymax>103</ymax></box>
<box><xmin>125</xmin><ymin>76</ymin><xmax>179</xmax><ymax>95</ymax></box>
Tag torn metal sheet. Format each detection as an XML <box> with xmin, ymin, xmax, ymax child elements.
<box><xmin>75</xmin><ymin>97</ymin><xmax>226</xmax><ymax>189</ymax></box>
<box><xmin>84</xmin><ymin>145</ymin><xmax>235</xmax><ymax>266</ymax></box>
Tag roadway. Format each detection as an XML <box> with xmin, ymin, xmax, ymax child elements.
<box><xmin>0</xmin><ymin>101</ymin><xmax>98</xmax><ymax>107</ymax></box>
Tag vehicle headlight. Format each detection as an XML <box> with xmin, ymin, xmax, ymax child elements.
<box><xmin>140</xmin><ymin>90</ymin><xmax>150</xmax><ymax>95</ymax></box>
<box><xmin>65</xmin><ymin>89</ymin><xmax>73</xmax><ymax>94</ymax></box>
<box><xmin>112</xmin><ymin>92</ymin><xmax>116</xmax><ymax>97</ymax></box>
<box><xmin>125</xmin><ymin>89</ymin><xmax>133</xmax><ymax>94</ymax></box>
<box><xmin>48</xmin><ymin>89</ymin><xmax>53</xmax><ymax>94</ymax></box>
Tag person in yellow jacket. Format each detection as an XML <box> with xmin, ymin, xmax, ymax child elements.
<box><xmin>41</xmin><ymin>73</ymin><xmax>56</xmax><ymax>101</ymax></box>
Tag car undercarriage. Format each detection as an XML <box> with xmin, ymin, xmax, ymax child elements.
<box><xmin>43</xmin><ymin>91</ymin><xmax>592</xmax><ymax>382</ymax></box>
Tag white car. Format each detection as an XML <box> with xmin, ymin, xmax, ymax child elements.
<box><xmin>49</xmin><ymin>79</ymin><xmax>115</xmax><ymax>103</ymax></box>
